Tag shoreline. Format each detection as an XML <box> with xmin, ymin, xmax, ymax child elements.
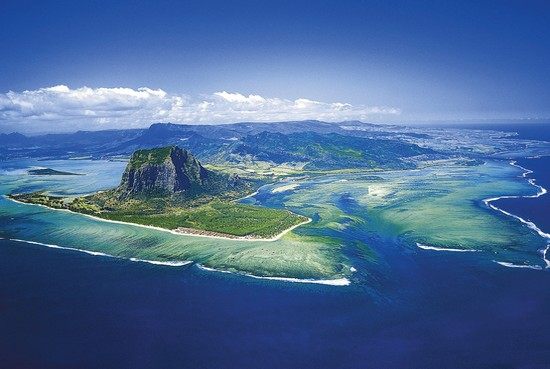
<box><xmin>4</xmin><ymin>196</ymin><xmax>346</xmax><ymax>284</ymax></box>
<box><xmin>5</xmin><ymin>195</ymin><xmax>312</xmax><ymax>242</ymax></box>
<box><xmin>482</xmin><ymin>160</ymin><xmax>550</xmax><ymax>269</ymax></box>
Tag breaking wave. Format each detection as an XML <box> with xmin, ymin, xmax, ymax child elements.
<box><xmin>196</xmin><ymin>264</ymin><xmax>350</xmax><ymax>286</ymax></box>
<box><xmin>3</xmin><ymin>238</ymin><xmax>191</xmax><ymax>267</ymax></box>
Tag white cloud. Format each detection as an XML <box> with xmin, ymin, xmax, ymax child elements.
<box><xmin>213</xmin><ymin>91</ymin><xmax>267</xmax><ymax>105</ymax></box>
<box><xmin>0</xmin><ymin>85</ymin><xmax>401</xmax><ymax>132</ymax></box>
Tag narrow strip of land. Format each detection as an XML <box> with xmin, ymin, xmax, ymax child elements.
<box><xmin>6</xmin><ymin>195</ymin><xmax>311</xmax><ymax>242</ymax></box>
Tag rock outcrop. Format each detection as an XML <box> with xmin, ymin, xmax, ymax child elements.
<box><xmin>117</xmin><ymin>146</ymin><xmax>248</xmax><ymax>199</ymax></box>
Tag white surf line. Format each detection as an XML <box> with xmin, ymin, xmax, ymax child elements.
<box><xmin>128</xmin><ymin>258</ymin><xmax>192</xmax><ymax>266</ymax></box>
<box><xmin>247</xmin><ymin>274</ymin><xmax>350</xmax><ymax>286</ymax></box>
<box><xmin>196</xmin><ymin>264</ymin><xmax>350</xmax><ymax>286</ymax></box>
<box><xmin>493</xmin><ymin>261</ymin><xmax>543</xmax><ymax>270</ymax></box>
<box><xmin>544</xmin><ymin>246</ymin><xmax>550</xmax><ymax>268</ymax></box>
<box><xmin>416</xmin><ymin>243</ymin><xmax>480</xmax><ymax>252</ymax></box>
<box><xmin>483</xmin><ymin>160</ymin><xmax>550</xmax><ymax>269</ymax></box>
<box><xmin>5</xmin><ymin>237</ymin><xmax>192</xmax><ymax>267</ymax></box>
<box><xmin>5</xmin><ymin>196</ymin><xmax>312</xmax><ymax>243</ymax></box>
<box><xmin>508</xmin><ymin>160</ymin><xmax>546</xmax><ymax>196</ymax></box>
<box><xmin>509</xmin><ymin>160</ymin><xmax>532</xmax><ymax>178</ymax></box>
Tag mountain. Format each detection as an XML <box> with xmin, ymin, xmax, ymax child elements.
<box><xmin>115</xmin><ymin>146</ymin><xmax>253</xmax><ymax>200</ymax></box>
<box><xmin>0</xmin><ymin>129</ymin><xmax>143</xmax><ymax>158</ymax></box>
<box><xmin>0</xmin><ymin>121</ymin><xmax>438</xmax><ymax>168</ymax></box>
<box><xmin>0</xmin><ymin>120</ymin><xmax>351</xmax><ymax>156</ymax></box>
<box><xmin>226</xmin><ymin>131</ymin><xmax>432</xmax><ymax>169</ymax></box>
<box><xmin>110</xmin><ymin>125</ymin><xmax>226</xmax><ymax>160</ymax></box>
<box><xmin>0</xmin><ymin>132</ymin><xmax>29</xmax><ymax>146</ymax></box>
<box><xmin>105</xmin><ymin>121</ymin><xmax>348</xmax><ymax>158</ymax></box>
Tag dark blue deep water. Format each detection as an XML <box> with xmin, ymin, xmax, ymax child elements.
<box><xmin>496</xmin><ymin>156</ymin><xmax>550</xmax><ymax>235</ymax></box>
<box><xmin>2</xmin><ymin>238</ymin><xmax>550</xmax><ymax>369</ymax></box>
<box><xmin>1</xmin><ymin>124</ymin><xmax>549</xmax><ymax>369</ymax></box>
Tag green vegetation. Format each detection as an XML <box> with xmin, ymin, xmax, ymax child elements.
<box><xmin>117</xmin><ymin>145</ymin><xmax>258</xmax><ymax>201</ymax></box>
<box><xmin>9</xmin><ymin>192</ymin><xmax>307</xmax><ymax>239</ymax></box>
<box><xmin>11</xmin><ymin>192</ymin><xmax>67</xmax><ymax>208</ymax></box>
<box><xmin>100</xmin><ymin>200</ymin><xmax>308</xmax><ymax>238</ymax></box>
<box><xmin>10</xmin><ymin>146</ymin><xmax>306</xmax><ymax>239</ymax></box>
<box><xmin>127</xmin><ymin>146</ymin><xmax>172</xmax><ymax>168</ymax></box>
<box><xmin>230</xmin><ymin>131</ymin><xmax>431</xmax><ymax>170</ymax></box>
<box><xmin>68</xmin><ymin>197</ymin><xmax>102</xmax><ymax>213</ymax></box>
<box><xmin>7</xmin><ymin>156</ymin><xmax>545</xmax><ymax>278</ymax></box>
<box><xmin>8</xmin><ymin>145</ymin><xmax>320</xmax><ymax>278</ymax></box>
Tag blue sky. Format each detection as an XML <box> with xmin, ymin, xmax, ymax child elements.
<box><xmin>1</xmin><ymin>0</ymin><xmax>549</xmax><ymax>132</ymax></box>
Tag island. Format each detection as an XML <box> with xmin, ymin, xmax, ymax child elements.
<box><xmin>11</xmin><ymin>146</ymin><xmax>309</xmax><ymax>240</ymax></box>
<box><xmin>3</xmin><ymin>121</ymin><xmax>548</xmax><ymax>280</ymax></box>
<box><xmin>28</xmin><ymin>168</ymin><xmax>82</xmax><ymax>176</ymax></box>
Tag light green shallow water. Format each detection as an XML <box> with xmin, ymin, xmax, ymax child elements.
<box><xmin>283</xmin><ymin>159</ymin><xmax>546</xmax><ymax>262</ymax></box>
<box><xmin>0</xmin><ymin>157</ymin><xmax>547</xmax><ymax>279</ymax></box>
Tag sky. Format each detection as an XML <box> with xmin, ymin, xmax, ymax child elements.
<box><xmin>1</xmin><ymin>0</ymin><xmax>550</xmax><ymax>133</ymax></box>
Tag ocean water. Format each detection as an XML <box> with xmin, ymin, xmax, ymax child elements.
<box><xmin>495</xmin><ymin>156</ymin><xmax>550</xmax><ymax>235</ymax></box>
<box><xmin>1</xmin><ymin>125</ymin><xmax>550</xmax><ymax>369</ymax></box>
<box><xmin>453</xmin><ymin>122</ymin><xmax>550</xmax><ymax>253</ymax></box>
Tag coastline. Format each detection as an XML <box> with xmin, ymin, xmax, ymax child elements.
<box><xmin>482</xmin><ymin>160</ymin><xmax>550</xmax><ymax>269</ymax></box>
<box><xmin>4</xmin><ymin>196</ymin><xmax>347</xmax><ymax>284</ymax></box>
<box><xmin>5</xmin><ymin>195</ymin><xmax>312</xmax><ymax>242</ymax></box>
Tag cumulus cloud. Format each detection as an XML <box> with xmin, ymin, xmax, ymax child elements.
<box><xmin>0</xmin><ymin>85</ymin><xmax>400</xmax><ymax>132</ymax></box>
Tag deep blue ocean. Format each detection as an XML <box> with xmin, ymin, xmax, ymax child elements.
<box><xmin>1</xmin><ymin>123</ymin><xmax>549</xmax><ymax>369</ymax></box>
<box><xmin>460</xmin><ymin>123</ymin><xmax>549</xmax><ymax>235</ymax></box>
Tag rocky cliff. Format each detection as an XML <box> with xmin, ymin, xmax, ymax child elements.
<box><xmin>117</xmin><ymin>146</ymin><xmax>249</xmax><ymax>200</ymax></box>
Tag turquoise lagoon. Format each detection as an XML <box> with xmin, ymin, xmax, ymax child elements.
<box><xmin>1</xmin><ymin>156</ymin><xmax>548</xmax><ymax>282</ymax></box>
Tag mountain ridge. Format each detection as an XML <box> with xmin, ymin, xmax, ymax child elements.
<box><xmin>114</xmin><ymin>146</ymin><xmax>252</xmax><ymax>201</ymax></box>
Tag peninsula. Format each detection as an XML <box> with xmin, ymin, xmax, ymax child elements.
<box><xmin>10</xmin><ymin>146</ymin><xmax>308</xmax><ymax>239</ymax></box>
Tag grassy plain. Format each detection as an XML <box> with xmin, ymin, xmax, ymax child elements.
<box><xmin>9</xmin><ymin>193</ymin><xmax>307</xmax><ymax>238</ymax></box>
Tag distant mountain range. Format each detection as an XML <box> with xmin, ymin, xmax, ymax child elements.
<box><xmin>0</xmin><ymin>120</ymin><xmax>435</xmax><ymax>170</ymax></box>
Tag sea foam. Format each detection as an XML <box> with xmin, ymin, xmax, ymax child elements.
<box><xmin>197</xmin><ymin>264</ymin><xmax>350</xmax><ymax>286</ymax></box>
<box><xmin>483</xmin><ymin>161</ymin><xmax>549</xmax><ymax>269</ymax></box>
<box><xmin>5</xmin><ymin>238</ymin><xmax>191</xmax><ymax>267</ymax></box>
<box><xmin>416</xmin><ymin>243</ymin><xmax>479</xmax><ymax>252</ymax></box>
<box><xmin>493</xmin><ymin>261</ymin><xmax>543</xmax><ymax>270</ymax></box>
